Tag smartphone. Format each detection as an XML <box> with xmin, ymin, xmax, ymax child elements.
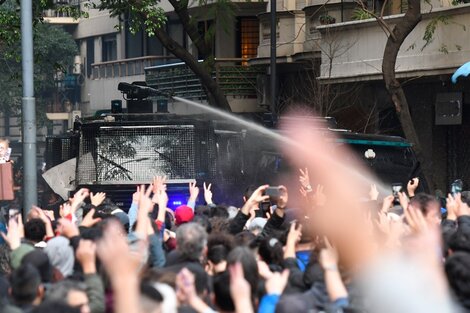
<box><xmin>392</xmin><ymin>183</ymin><xmax>403</xmax><ymax>203</ymax></box>
<box><xmin>8</xmin><ymin>209</ymin><xmax>19</xmax><ymax>222</ymax></box>
<box><xmin>451</xmin><ymin>179</ymin><xmax>463</xmax><ymax>196</ymax></box>
<box><xmin>258</xmin><ymin>201</ymin><xmax>271</xmax><ymax>218</ymax></box>
<box><xmin>265</xmin><ymin>186</ymin><xmax>281</xmax><ymax>200</ymax></box>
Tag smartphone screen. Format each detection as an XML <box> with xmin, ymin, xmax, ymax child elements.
<box><xmin>8</xmin><ymin>209</ymin><xmax>19</xmax><ymax>222</ymax></box>
<box><xmin>451</xmin><ymin>179</ymin><xmax>463</xmax><ymax>195</ymax></box>
<box><xmin>392</xmin><ymin>183</ymin><xmax>403</xmax><ymax>202</ymax></box>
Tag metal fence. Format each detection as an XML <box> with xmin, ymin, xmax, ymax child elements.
<box><xmin>76</xmin><ymin>120</ymin><xmax>217</xmax><ymax>184</ymax></box>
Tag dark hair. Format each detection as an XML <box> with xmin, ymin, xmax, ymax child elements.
<box><xmin>409</xmin><ymin>193</ymin><xmax>440</xmax><ymax>216</ymax></box>
<box><xmin>192</xmin><ymin>214</ymin><xmax>212</xmax><ymax>234</ymax></box>
<box><xmin>244</xmin><ymin>185</ymin><xmax>257</xmax><ymax>201</ymax></box>
<box><xmin>234</xmin><ymin>231</ymin><xmax>256</xmax><ymax>247</ymax></box>
<box><xmin>213</xmin><ymin>271</ymin><xmax>235</xmax><ymax>312</ymax></box>
<box><xmin>24</xmin><ymin>218</ymin><xmax>46</xmax><ymax>243</ymax></box>
<box><xmin>195</xmin><ymin>205</ymin><xmax>211</xmax><ymax>217</ymax></box>
<box><xmin>460</xmin><ymin>191</ymin><xmax>470</xmax><ymax>207</ymax></box>
<box><xmin>31</xmin><ymin>300</ymin><xmax>80</xmax><ymax>313</ymax></box>
<box><xmin>210</xmin><ymin>206</ymin><xmax>229</xmax><ymax>219</ymax></box>
<box><xmin>140</xmin><ymin>281</ymin><xmax>163</xmax><ymax>302</ymax></box>
<box><xmin>21</xmin><ymin>250</ymin><xmax>53</xmax><ymax>283</ymax></box>
<box><xmin>10</xmin><ymin>264</ymin><xmax>42</xmax><ymax>304</ymax></box>
<box><xmin>226</xmin><ymin>246</ymin><xmax>259</xmax><ymax>299</ymax></box>
<box><xmin>209</xmin><ymin>217</ymin><xmax>229</xmax><ymax>234</ymax></box>
<box><xmin>448</xmin><ymin>229</ymin><xmax>470</xmax><ymax>254</ymax></box>
<box><xmin>207</xmin><ymin>233</ymin><xmax>235</xmax><ymax>265</ymax></box>
<box><xmin>258</xmin><ymin>237</ymin><xmax>284</xmax><ymax>268</ymax></box>
<box><xmin>445</xmin><ymin>252</ymin><xmax>470</xmax><ymax>304</ymax></box>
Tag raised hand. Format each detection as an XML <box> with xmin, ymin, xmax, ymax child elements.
<box><xmin>57</xmin><ymin>218</ymin><xmax>80</xmax><ymax>238</ymax></box>
<box><xmin>97</xmin><ymin>220</ymin><xmax>145</xmax><ymax>313</ymax></box>
<box><xmin>240</xmin><ymin>185</ymin><xmax>269</xmax><ymax>215</ymax></box>
<box><xmin>446</xmin><ymin>193</ymin><xmax>459</xmax><ymax>221</ymax></box>
<box><xmin>299</xmin><ymin>168</ymin><xmax>311</xmax><ymax>190</ymax></box>
<box><xmin>80</xmin><ymin>208</ymin><xmax>102</xmax><ymax>228</ymax></box>
<box><xmin>397</xmin><ymin>191</ymin><xmax>409</xmax><ymax>210</ymax></box>
<box><xmin>76</xmin><ymin>239</ymin><xmax>97</xmax><ymax>274</ymax></box>
<box><xmin>132</xmin><ymin>185</ymin><xmax>140</xmax><ymax>205</ymax></box>
<box><xmin>97</xmin><ymin>220</ymin><xmax>146</xmax><ymax>279</ymax></box>
<box><xmin>152</xmin><ymin>175</ymin><xmax>167</xmax><ymax>194</ymax></box>
<box><xmin>265</xmin><ymin>269</ymin><xmax>289</xmax><ymax>295</ymax></box>
<box><xmin>90</xmin><ymin>192</ymin><xmax>106</xmax><ymax>207</ymax></box>
<box><xmin>312</xmin><ymin>184</ymin><xmax>327</xmax><ymax>207</ymax></box>
<box><xmin>380</xmin><ymin>195</ymin><xmax>395</xmax><ymax>214</ymax></box>
<box><xmin>229</xmin><ymin>262</ymin><xmax>253</xmax><ymax>313</ymax></box>
<box><xmin>319</xmin><ymin>237</ymin><xmax>339</xmax><ymax>271</ymax></box>
<box><xmin>369</xmin><ymin>183</ymin><xmax>379</xmax><ymax>201</ymax></box>
<box><xmin>284</xmin><ymin>221</ymin><xmax>302</xmax><ymax>258</ymax></box>
<box><xmin>31</xmin><ymin>206</ymin><xmax>54</xmax><ymax>237</ymax></box>
<box><xmin>407</xmin><ymin>177</ymin><xmax>419</xmax><ymax>197</ymax></box>
<box><xmin>71</xmin><ymin>188</ymin><xmax>90</xmax><ymax>212</ymax></box>
<box><xmin>1</xmin><ymin>218</ymin><xmax>22</xmax><ymax>250</ymax></box>
<box><xmin>188</xmin><ymin>181</ymin><xmax>199</xmax><ymax>202</ymax></box>
<box><xmin>203</xmin><ymin>182</ymin><xmax>213</xmax><ymax>205</ymax></box>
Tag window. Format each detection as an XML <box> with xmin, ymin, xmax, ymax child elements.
<box><xmin>102</xmin><ymin>34</ymin><xmax>117</xmax><ymax>62</ymax></box>
<box><xmin>239</xmin><ymin>18</ymin><xmax>259</xmax><ymax>64</ymax></box>
<box><xmin>86</xmin><ymin>37</ymin><xmax>94</xmax><ymax>78</ymax></box>
<box><xmin>197</xmin><ymin>20</ymin><xmax>214</xmax><ymax>60</ymax></box>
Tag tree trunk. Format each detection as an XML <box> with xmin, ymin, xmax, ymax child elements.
<box><xmin>382</xmin><ymin>0</ymin><xmax>435</xmax><ymax>190</ymax></box>
<box><xmin>154</xmin><ymin>27</ymin><xmax>232</xmax><ymax>112</ymax></box>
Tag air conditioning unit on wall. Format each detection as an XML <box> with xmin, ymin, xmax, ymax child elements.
<box><xmin>435</xmin><ymin>92</ymin><xmax>462</xmax><ymax>125</ymax></box>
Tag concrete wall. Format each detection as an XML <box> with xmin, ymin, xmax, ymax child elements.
<box><xmin>317</xmin><ymin>4</ymin><xmax>470</xmax><ymax>81</ymax></box>
<box><xmin>258</xmin><ymin>11</ymin><xmax>306</xmax><ymax>58</ymax></box>
<box><xmin>87</xmin><ymin>74</ymin><xmax>146</xmax><ymax>113</ymax></box>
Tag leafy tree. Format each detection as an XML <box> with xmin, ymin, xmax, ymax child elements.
<box><xmin>0</xmin><ymin>0</ymin><xmax>78</xmax><ymax>126</ymax></box>
<box><xmin>95</xmin><ymin>0</ymin><xmax>234</xmax><ymax>112</ymax></box>
<box><xmin>356</xmin><ymin>0</ymin><xmax>441</xmax><ymax>189</ymax></box>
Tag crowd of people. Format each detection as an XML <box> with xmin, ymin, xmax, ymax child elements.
<box><xmin>1</xmin><ymin>160</ymin><xmax>470</xmax><ymax>312</ymax></box>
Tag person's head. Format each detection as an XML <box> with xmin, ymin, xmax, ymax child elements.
<box><xmin>192</xmin><ymin>214</ymin><xmax>212</xmax><ymax>234</ymax></box>
<box><xmin>10</xmin><ymin>263</ymin><xmax>44</xmax><ymax>306</ymax></box>
<box><xmin>206</xmin><ymin>233</ymin><xmax>235</xmax><ymax>275</ymax></box>
<box><xmin>46</xmin><ymin>280</ymin><xmax>90</xmax><ymax>313</ymax></box>
<box><xmin>234</xmin><ymin>231</ymin><xmax>256</xmax><ymax>247</ymax></box>
<box><xmin>0</xmin><ymin>138</ymin><xmax>9</xmax><ymax>158</ymax></box>
<box><xmin>445</xmin><ymin>252</ymin><xmax>470</xmax><ymax>304</ymax></box>
<box><xmin>175</xmin><ymin>222</ymin><xmax>208</xmax><ymax>261</ymax></box>
<box><xmin>24</xmin><ymin>218</ymin><xmax>46</xmax><ymax>243</ymax></box>
<box><xmin>226</xmin><ymin>247</ymin><xmax>259</xmax><ymax>299</ymax></box>
<box><xmin>212</xmin><ymin>271</ymin><xmax>234</xmax><ymax>312</ymax></box>
<box><xmin>448</xmin><ymin>229</ymin><xmax>470</xmax><ymax>254</ymax></box>
<box><xmin>210</xmin><ymin>206</ymin><xmax>229</xmax><ymax>219</ymax></box>
<box><xmin>243</xmin><ymin>185</ymin><xmax>256</xmax><ymax>203</ymax></box>
<box><xmin>409</xmin><ymin>193</ymin><xmax>441</xmax><ymax>226</ymax></box>
<box><xmin>257</xmin><ymin>237</ymin><xmax>284</xmax><ymax>268</ymax></box>
<box><xmin>174</xmin><ymin>205</ymin><xmax>194</xmax><ymax>226</ymax></box>
<box><xmin>21</xmin><ymin>250</ymin><xmax>54</xmax><ymax>283</ymax></box>
<box><xmin>460</xmin><ymin>191</ymin><xmax>470</xmax><ymax>207</ymax></box>
<box><xmin>44</xmin><ymin>236</ymin><xmax>74</xmax><ymax>278</ymax></box>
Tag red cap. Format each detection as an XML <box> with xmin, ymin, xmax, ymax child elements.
<box><xmin>175</xmin><ymin>205</ymin><xmax>194</xmax><ymax>225</ymax></box>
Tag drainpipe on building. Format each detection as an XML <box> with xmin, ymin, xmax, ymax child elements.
<box><xmin>270</xmin><ymin>0</ymin><xmax>277</xmax><ymax>123</ymax></box>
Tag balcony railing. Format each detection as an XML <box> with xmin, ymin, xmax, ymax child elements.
<box><xmin>145</xmin><ymin>58</ymin><xmax>265</xmax><ymax>100</ymax></box>
<box><xmin>91</xmin><ymin>56</ymin><xmax>180</xmax><ymax>80</ymax></box>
